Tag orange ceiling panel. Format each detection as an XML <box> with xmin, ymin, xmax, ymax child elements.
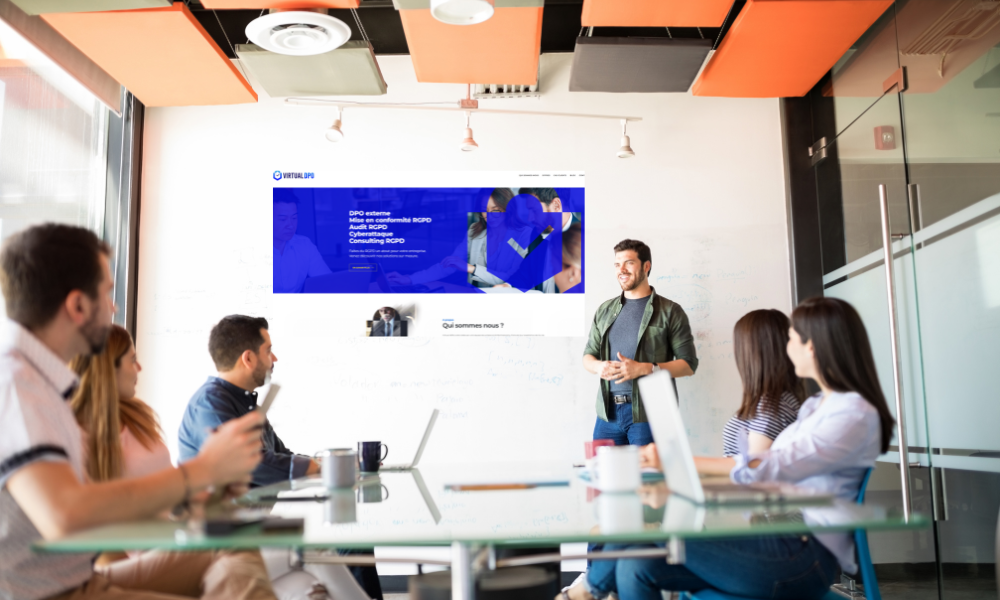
<box><xmin>199</xmin><ymin>0</ymin><xmax>358</xmax><ymax>7</ymax></box>
<box><xmin>400</xmin><ymin>7</ymin><xmax>542</xmax><ymax>84</ymax></box>
<box><xmin>692</xmin><ymin>0</ymin><xmax>893</xmax><ymax>98</ymax></box>
<box><xmin>43</xmin><ymin>3</ymin><xmax>256</xmax><ymax>107</ymax></box>
<box><xmin>581</xmin><ymin>0</ymin><xmax>732</xmax><ymax>28</ymax></box>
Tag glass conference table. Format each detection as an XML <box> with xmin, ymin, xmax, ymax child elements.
<box><xmin>36</xmin><ymin>463</ymin><xmax>928</xmax><ymax>600</ymax></box>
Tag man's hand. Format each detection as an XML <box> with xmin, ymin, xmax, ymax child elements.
<box><xmin>639</xmin><ymin>443</ymin><xmax>662</xmax><ymax>471</ymax></box>
<box><xmin>191</xmin><ymin>411</ymin><xmax>264</xmax><ymax>490</ymax></box>
<box><xmin>386</xmin><ymin>272</ymin><xmax>411</xmax><ymax>286</ymax></box>
<box><xmin>613</xmin><ymin>352</ymin><xmax>653</xmax><ymax>384</ymax></box>
<box><xmin>598</xmin><ymin>360</ymin><xmax>622</xmax><ymax>381</ymax></box>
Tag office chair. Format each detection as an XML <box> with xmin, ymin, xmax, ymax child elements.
<box><xmin>684</xmin><ymin>468</ymin><xmax>879</xmax><ymax>600</ymax></box>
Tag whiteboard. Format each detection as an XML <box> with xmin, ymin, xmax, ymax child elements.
<box><xmin>135</xmin><ymin>216</ymin><xmax>791</xmax><ymax>464</ymax></box>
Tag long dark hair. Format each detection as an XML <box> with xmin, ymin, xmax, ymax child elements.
<box><xmin>734</xmin><ymin>309</ymin><xmax>805</xmax><ymax>420</ymax></box>
<box><xmin>791</xmin><ymin>297</ymin><xmax>895</xmax><ymax>453</ymax></box>
<box><xmin>469</xmin><ymin>187</ymin><xmax>514</xmax><ymax>238</ymax></box>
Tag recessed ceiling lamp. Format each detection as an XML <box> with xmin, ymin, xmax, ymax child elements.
<box><xmin>430</xmin><ymin>0</ymin><xmax>495</xmax><ymax>25</ymax></box>
<box><xmin>325</xmin><ymin>107</ymin><xmax>344</xmax><ymax>142</ymax></box>
<box><xmin>460</xmin><ymin>111</ymin><xmax>478</xmax><ymax>152</ymax></box>
<box><xmin>617</xmin><ymin>119</ymin><xmax>635</xmax><ymax>159</ymax></box>
<box><xmin>246</xmin><ymin>10</ymin><xmax>351</xmax><ymax>56</ymax></box>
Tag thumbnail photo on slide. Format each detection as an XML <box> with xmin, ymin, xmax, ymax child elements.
<box><xmin>273</xmin><ymin>187</ymin><xmax>584</xmax><ymax>295</ymax></box>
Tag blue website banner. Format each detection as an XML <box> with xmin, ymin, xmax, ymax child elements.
<box><xmin>273</xmin><ymin>187</ymin><xmax>584</xmax><ymax>294</ymax></box>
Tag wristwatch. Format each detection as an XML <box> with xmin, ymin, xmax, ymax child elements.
<box><xmin>650</xmin><ymin>363</ymin><xmax>661</xmax><ymax>374</ymax></box>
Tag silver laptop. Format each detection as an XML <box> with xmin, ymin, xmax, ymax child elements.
<box><xmin>380</xmin><ymin>409</ymin><xmax>439</xmax><ymax>471</ymax></box>
<box><xmin>638</xmin><ymin>372</ymin><xmax>831</xmax><ymax>505</ymax></box>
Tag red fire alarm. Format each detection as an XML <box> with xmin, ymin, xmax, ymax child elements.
<box><xmin>874</xmin><ymin>125</ymin><xmax>895</xmax><ymax>150</ymax></box>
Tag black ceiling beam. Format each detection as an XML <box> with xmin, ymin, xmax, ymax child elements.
<box><xmin>189</xmin><ymin>0</ymin><xmax>732</xmax><ymax>59</ymax></box>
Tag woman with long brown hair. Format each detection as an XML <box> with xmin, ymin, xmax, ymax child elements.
<box><xmin>720</xmin><ymin>309</ymin><xmax>805</xmax><ymax>457</ymax></box>
<box><xmin>70</xmin><ymin>325</ymin><xmax>168</xmax><ymax>483</ymax></box>
<box><xmin>70</xmin><ymin>325</ymin><xmax>371</xmax><ymax>600</ymax></box>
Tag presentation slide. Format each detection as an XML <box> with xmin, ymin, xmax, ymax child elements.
<box><xmin>272</xmin><ymin>172</ymin><xmax>585</xmax><ymax>337</ymax></box>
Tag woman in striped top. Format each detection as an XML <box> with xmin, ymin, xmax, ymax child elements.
<box><xmin>721</xmin><ymin>309</ymin><xmax>806</xmax><ymax>457</ymax></box>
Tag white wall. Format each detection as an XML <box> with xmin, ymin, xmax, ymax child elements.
<box><xmin>136</xmin><ymin>52</ymin><xmax>792</xmax><ymax>463</ymax></box>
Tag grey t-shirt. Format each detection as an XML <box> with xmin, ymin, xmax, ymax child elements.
<box><xmin>608</xmin><ymin>295</ymin><xmax>651</xmax><ymax>394</ymax></box>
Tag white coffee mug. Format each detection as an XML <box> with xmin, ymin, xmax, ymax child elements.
<box><xmin>595</xmin><ymin>445</ymin><xmax>641</xmax><ymax>492</ymax></box>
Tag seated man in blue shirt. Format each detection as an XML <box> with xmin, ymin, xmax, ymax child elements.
<box><xmin>178</xmin><ymin>314</ymin><xmax>318</xmax><ymax>484</ymax></box>
<box><xmin>178</xmin><ymin>315</ymin><xmax>383</xmax><ymax>600</ymax></box>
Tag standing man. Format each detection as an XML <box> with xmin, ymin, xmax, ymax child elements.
<box><xmin>370</xmin><ymin>307</ymin><xmax>407</xmax><ymax>337</ymax></box>
<box><xmin>583</xmin><ymin>239</ymin><xmax>698</xmax><ymax>445</ymax></box>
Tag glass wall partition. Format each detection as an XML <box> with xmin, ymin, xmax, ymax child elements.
<box><xmin>896</xmin><ymin>0</ymin><xmax>1000</xmax><ymax>593</ymax></box>
<box><xmin>805</xmin><ymin>2</ymin><xmax>1000</xmax><ymax>598</ymax></box>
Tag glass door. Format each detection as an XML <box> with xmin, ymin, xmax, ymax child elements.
<box><xmin>815</xmin><ymin>89</ymin><xmax>941</xmax><ymax>597</ymax></box>
<box><xmin>896</xmin><ymin>1</ymin><xmax>1000</xmax><ymax>594</ymax></box>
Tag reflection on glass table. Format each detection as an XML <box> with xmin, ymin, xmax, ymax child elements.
<box><xmin>35</xmin><ymin>463</ymin><xmax>926</xmax><ymax>553</ymax></box>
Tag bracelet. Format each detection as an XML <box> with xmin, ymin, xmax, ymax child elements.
<box><xmin>177</xmin><ymin>463</ymin><xmax>192</xmax><ymax>504</ymax></box>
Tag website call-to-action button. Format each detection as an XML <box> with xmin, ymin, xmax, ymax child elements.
<box><xmin>349</xmin><ymin>264</ymin><xmax>377</xmax><ymax>272</ymax></box>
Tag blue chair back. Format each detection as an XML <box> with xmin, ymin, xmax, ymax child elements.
<box><xmin>853</xmin><ymin>467</ymin><xmax>880</xmax><ymax>600</ymax></box>
<box><xmin>686</xmin><ymin>467</ymin><xmax>879</xmax><ymax>600</ymax></box>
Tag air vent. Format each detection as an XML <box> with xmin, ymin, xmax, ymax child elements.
<box><xmin>245</xmin><ymin>11</ymin><xmax>352</xmax><ymax>56</ymax></box>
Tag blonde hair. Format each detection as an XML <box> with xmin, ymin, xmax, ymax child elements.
<box><xmin>70</xmin><ymin>325</ymin><xmax>163</xmax><ymax>482</ymax></box>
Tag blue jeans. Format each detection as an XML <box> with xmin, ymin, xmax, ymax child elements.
<box><xmin>593</xmin><ymin>402</ymin><xmax>653</xmax><ymax>446</ymax></box>
<box><xmin>586</xmin><ymin>536</ymin><xmax>838</xmax><ymax>600</ymax></box>
<box><xmin>589</xmin><ymin>403</ymin><xmax>653</xmax><ymax>567</ymax></box>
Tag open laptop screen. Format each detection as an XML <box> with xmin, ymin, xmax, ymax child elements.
<box><xmin>637</xmin><ymin>371</ymin><xmax>706</xmax><ymax>504</ymax></box>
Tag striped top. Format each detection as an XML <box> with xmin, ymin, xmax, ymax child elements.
<box><xmin>722</xmin><ymin>392</ymin><xmax>800</xmax><ymax>457</ymax></box>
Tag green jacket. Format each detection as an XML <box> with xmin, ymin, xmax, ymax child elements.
<box><xmin>584</xmin><ymin>287</ymin><xmax>698</xmax><ymax>423</ymax></box>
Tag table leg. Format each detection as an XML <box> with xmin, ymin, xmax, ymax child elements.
<box><xmin>667</xmin><ymin>537</ymin><xmax>685</xmax><ymax>565</ymax></box>
<box><xmin>452</xmin><ymin>541</ymin><xmax>474</xmax><ymax>600</ymax></box>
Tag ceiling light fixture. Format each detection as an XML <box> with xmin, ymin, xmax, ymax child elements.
<box><xmin>460</xmin><ymin>111</ymin><xmax>478</xmax><ymax>152</ymax></box>
<box><xmin>617</xmin><ymin>119</ymin><xmax>635</xmax><ymax>159</ymax></box>
<box><xmin>286</xmin><ymin>91</ymin><xmax>642</xmax><ymax>154</ymax></box>
<box><xmin>325</xmin><ymin>107</ymin><xmax>344</xmax><ymax>142</ymax></box>
<box><xmin>430</xmin><ymin>0</ymin><xmax>495</xmax><ymax>25</ymax></box>
<box><xmin>246</xmin><ymin>10</ymin><xmax>351</xmax><ymax>56</ymax></box>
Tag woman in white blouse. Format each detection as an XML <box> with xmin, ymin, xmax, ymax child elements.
<box><xmin>562</xmin><ymin>297</ymin><xmax>896</xmax><ymax>600</ymax></box>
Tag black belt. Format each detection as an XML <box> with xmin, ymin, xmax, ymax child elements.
<box><xmin>612</xmin><ymin>395</ymin><xmax>631</xmax><ymax>404</ymax></box>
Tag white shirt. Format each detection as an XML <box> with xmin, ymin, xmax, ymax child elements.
<box><xmin>0</xmin><ymin>320</ymin><xmax>94</xmax><ymax>600</ymax></box>
<box><xmin>273</xmin><ymin>235</ymin><xmax>331</xmax><ymax>293</ymax></box>
<box><xmin>730</xmin><ymin>391</ymin><xmax>883</xmax><ymax>574</ymax></box>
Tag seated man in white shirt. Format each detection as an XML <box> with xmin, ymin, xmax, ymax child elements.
<box><xmin>274</xmin><ymin>197</ymin><xmax>331</xmax><ymax>293</ymax></box>
<box><xmin>0</xmin><ymin>223</ymin><xmax>273</xmax><ymax>600</ymax></box>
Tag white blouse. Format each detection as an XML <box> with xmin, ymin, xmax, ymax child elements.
<box><xmin>730</xmin><ymin>391</ymin><xmax>884</xmax><ymax>574</ymax></box>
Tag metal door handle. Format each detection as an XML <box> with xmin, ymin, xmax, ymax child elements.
<box><xmin>879</xmin><ymin>184</ymin><xmax>912</xmax><ymax>521</ymax></box>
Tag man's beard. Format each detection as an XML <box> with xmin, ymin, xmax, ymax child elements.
<box><xmin>619</xmin><ymin>269</ymin><xmax>647</xmax><ymax>292</ymax></box>
<box><xmin>251</xmin><ymin>363</ymin><xmax>270</xmax><ymax>388</ymax></box>
<box><xmin>80</xmin><ymin>309</ymin><xmax>111</xmax><ymax>355</ymax></box>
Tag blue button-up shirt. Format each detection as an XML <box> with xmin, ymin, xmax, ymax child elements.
<box><xmin>178</xmin><ymin>377</ymin><xmax>311</xmax><ymax>487</ymax></box>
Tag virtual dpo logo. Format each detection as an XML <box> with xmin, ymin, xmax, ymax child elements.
<box><xmin>273</xmin><ymin>170</ymin><xmax>314</xmax><ymax>181</ymax></box>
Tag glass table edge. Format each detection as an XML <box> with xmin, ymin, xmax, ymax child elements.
<box><xmin>35</xmin><ymin>513</ymin><xmax>930</xmax><ymax>553</ymax></box>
